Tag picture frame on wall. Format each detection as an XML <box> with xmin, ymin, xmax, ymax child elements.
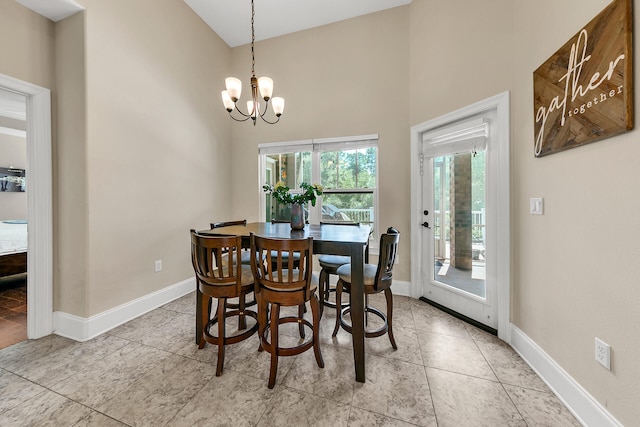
<box><xmin>0</xmin><ymin>167</ymin><xmax>26</xmax><ymax>192</ymax></box>
<box><xmin>533</xmin><ymin>0</ymin><xmax>633</xmax><ymax>157</ymax></box>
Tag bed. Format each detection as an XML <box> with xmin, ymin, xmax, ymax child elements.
<box><xmin>0</xmin><ymin>220</ymin><xmax>27</xmax><ymax>278</ymax></box>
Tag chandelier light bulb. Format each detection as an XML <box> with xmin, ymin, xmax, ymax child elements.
<box><xmin>225</xmin><ymin>77</ymin><xmax>242</xmax><ymax>102</ymax></box>
<box><xmin>272</xmin><ymin>97</ymin><xmax>285</xmax><ymax>117</ymax></box>
<box><xmin>258</xmin><ymin>77</ymin><xmax>273</xmax><ymax>100</ymax></box>
<box><xmin>221</xmin><ymin>91</ymin><xmax>235</xmax><ymax>112</ymax></box>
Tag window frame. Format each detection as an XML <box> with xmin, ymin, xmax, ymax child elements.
<box><xmin>258</xmin><ymin>134</ymin><xmax>379</xmax><ymax>250</ymax></box>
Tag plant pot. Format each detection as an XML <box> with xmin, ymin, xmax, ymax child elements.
<box><xmin>290</xmin><ymin>203</ymin><xmax>305</xmax><ymax>230</ymax></box>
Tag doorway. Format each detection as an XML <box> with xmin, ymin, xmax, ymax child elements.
<box><xmin>0</xmin><ymin>87</ymin><xmax>28</xmax><ymax>348</ymax></box>
<box><xmin>410</xmin><ymin>92</ymin><xmax>510</xmax><ymax>341</ymax></box>
<box><xmin>0</xmin><ymin>73</ymin><xmax>53</xmax><ymax>340</ymax></box>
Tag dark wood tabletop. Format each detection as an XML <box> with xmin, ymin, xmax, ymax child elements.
<box><xmin>198</xmin><ymin>221</ymin><xmax>371</xmax><ymax>382</ymax></box>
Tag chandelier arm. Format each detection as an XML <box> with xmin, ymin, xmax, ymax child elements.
<box><xmin>231</xmin><ymin>103</ymin><xmax>252</xmax><ymax>118</ymax></box>
<box><xmin>259</xmin><ymin>113</ymin><xmax>281</xmax><ymax>125</ymax></box>
<box><xmin>227</xmin><ymin>111</ymin><xmax>253</xmax><ymax>123</ymax></box>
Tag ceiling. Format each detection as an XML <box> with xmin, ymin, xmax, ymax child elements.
<box><xmin>16</xmin><ymin>0</ymin><xmax>412</xmax><ymax>48</ymax></box>
<box><xmin>184</xmin><ymin>0</ymin><xmax>412</xmax><ymax>47</ymax></box>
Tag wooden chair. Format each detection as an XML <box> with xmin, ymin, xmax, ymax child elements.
<box><xmin>250</xmin><ymin>233</ymin><xmax>324</xmax><ymax>389</ymax></box>
<box><xmin>208</xmin><ymin>219</ymin><xmax>257</xmax><ymax>323</ymax></box>
<box><xmin>210</xmin><ymin>219</ymin><xmax>250</xmax><ymax>265</ymax></box>
<box><xmin>332</xmin><ymin>227</ymin><xmax>400</xmax><ymax>349</ymax></box>
<box><xmin>191</xmin><ymin>230</ymin><xmax>258</xmax><ymax>376</ymax></box>
<box><xmin>317</xmin><ymin>222</ymin><xmax>368</xmax><ymax>317</ymax></box>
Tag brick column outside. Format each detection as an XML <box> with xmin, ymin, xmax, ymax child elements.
<box><xmin>449</xmin><ymin>153</ymin><xmax>472</xmax><ymax>270</ymax></box>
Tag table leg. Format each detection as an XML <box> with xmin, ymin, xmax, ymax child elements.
<box><xmin>350</xmin><ymin>244</ymin><xmax>366</xmax><ymax>382</ymax></box>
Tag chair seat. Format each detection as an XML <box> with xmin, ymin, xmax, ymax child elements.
<box><xmin>336</xmin><ymin>263</ymin><xmax>378</xmax><ymax>287</ymax></box>
<box><xmin>318</xmin><ymin>255</ymin><xmax>351</xmax><ymax>269</ymax></box>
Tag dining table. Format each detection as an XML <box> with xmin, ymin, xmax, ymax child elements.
<box><xmin>198</xmin><ymin>221</ymin><xmax>372</xmax><ymax>383</ymax></box>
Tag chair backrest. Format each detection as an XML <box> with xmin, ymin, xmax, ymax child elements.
<box><xmin>374</xmin><ymin>227</ymin><xmax>400</xmax><ymax>292</ymax></box>
<box><xmin>190</xmin><ymin>230</ymin><xmax>244</xmax><ymax>294</ymax></box>
<box><xmin>250</xmin><ymin>233</ymin><xmax>314</xmax><ymax>295</ymax></box>
<box><xmin>210</xmin><ymin>219</ymin><xmax>247</xmax><ymax>229</ymax></box>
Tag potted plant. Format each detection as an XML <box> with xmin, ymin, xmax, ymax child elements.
<box><xmin>263</xmin><ymin>182</ymin><xmax>323</xmax><ymax>229</ymax></box>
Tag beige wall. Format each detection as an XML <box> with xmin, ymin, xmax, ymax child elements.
<box><xmin>409</xmin><ymin>0</ymin><xmax>513</xmax><ymax>124</ymax></box>
<box><xmin>512</xmin><ymin>0</ymin><xmax>639</xmax><ymax>424</ymax></box>
<box><xmin>229</xmin><ymin>6</ymin><xmax>412</xmax><ymax>280</ymax></box>
<box><xmin>0</xmin><ymin>0</ymin><xmax>54</xmax><ymax>88</ymax></box>
<box><xmin>0</xmin><ymin>133</ymin><xmax>27</xmax><ymax>220</ymax></box>
<box><xmin>79</xmin><ymin>0</ymin><xmax>233</xmax><ymax>315</ymax></box>
<box><xmin>55</xmin><ymin>12</ymin><xmax>88</xmax><ymax>315</ymax></box>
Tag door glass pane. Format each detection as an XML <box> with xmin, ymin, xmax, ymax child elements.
<box><xmin>433</xmin><ymin>150</ymin><xmax>486</xmax><ymax>298</ymax></box>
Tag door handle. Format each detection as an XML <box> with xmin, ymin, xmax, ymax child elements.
<box><xmin>423</xmin><ymin>210</ymin><xmax>429</xmax><ymax>216</ymax></box>
<box><xmin>422</xmin><ymin>221</ymin><xmax>431</xmax><ymax>229</ymax></box>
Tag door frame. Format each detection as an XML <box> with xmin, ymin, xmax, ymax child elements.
<box><xmin>0</xmin><ymin>74</ymin><xmax>53</xmax><ymax>339</ymax></box>
<box><xmin>410</xmin><ymin>91</ymin><xmax>510</xmax><ymax>342</ymax></box>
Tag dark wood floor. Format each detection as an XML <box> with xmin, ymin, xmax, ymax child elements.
<box><xmin>0</xmin><ymin>273</ymin><xmax>27</xmax><ymax>350</ymax></box>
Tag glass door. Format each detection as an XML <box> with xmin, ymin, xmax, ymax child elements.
<box><xmin>421</xmin><ymin>113</ymin><xmax>497</xmax><ymax>330</ymax></box>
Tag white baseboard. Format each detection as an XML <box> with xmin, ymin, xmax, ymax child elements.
<box><xmin>53</xmin><ymin>278</ymin><xmax>195</xmax><ymax>342</ymax></box>
<box><xmin>510</xmin><ymin>325</ymin><xmax>622</xmax><ymax>427</ymax></box>
<box><xmin>391</xmin><ymin>280</ymin><xmax>412</xmax><ymax>297</ymax></box>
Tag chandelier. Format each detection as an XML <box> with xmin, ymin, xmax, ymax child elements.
<box><xmin>221</xmin><ymin>0</ymin><xmax>285</xmax><ymax>125</ymax></box>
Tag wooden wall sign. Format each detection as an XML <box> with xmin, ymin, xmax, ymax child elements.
<box><xmin>533</xmin><ymin>0</ymin><xmax>633</xmax><ymax>157</ymax></box>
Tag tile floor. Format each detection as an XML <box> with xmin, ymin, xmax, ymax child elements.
<box><xmin>0</xmin><ymin>274</ymin><xmax>27</xmax><ymax>350</ymax></box>
<box><xmin>0</xmin><ymin>291</ymin><xmax>582</xmax><ymax>426</ymax></box>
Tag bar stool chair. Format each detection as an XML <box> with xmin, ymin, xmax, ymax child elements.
<box><xmin>332</xmin><ymin>227</ymin><xmax>400</xmax><ymax>349</ymax></box>
<box><xmin>208</xmin><ymin>219</ymin><xmax>256</xmax><ymax>326</ymax></box>
<box><xmin>250</xmin><ymin>233</ymin><xmax>324</xmax><ymax>389</ymax></box>
<box><xmin>191</xmin><ymin>230</ymin><xmax>258</xmax><ymax>376</ymax></box>
<box><xmin>317</xmin><ymin>222</ymin><xmax>368</xmax><ymax>317</ymax></box>
<box><xmin>210</xmin><ymin>219</ymin><xmax>250</xmax><ymax>265</ymax></box>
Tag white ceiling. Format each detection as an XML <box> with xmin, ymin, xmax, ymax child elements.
<box><xmin>15</xmin><ymin>0</ymin><xmax>85</xmax><ymax>22</ymax></box>
<box><xmin>184</xmin><ymin>0</ymin><xmax>412</xmax><ymax>47</ymax></box>
<box><xmin>15</xmin><ymin>0</ymin><xmax>412</xmax><ymax>48</ymax></box>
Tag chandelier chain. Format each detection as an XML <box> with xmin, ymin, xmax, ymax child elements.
<box><xmin>251</xmin><ymin>0</ymin><xmax>255</xmax><ymax>77</ymax></box>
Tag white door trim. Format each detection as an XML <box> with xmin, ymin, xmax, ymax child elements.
<box><xmin>410</xmin><ymin>91</ymin><xmax>510</xmax><ymax>342</ymax></box>
<box><xmin>0</xmin><ymin>74</ymin><xmax>53</xmax><ymax>339</ymax></box>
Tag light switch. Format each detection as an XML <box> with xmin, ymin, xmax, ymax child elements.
<box><xmin>530</xmin><ymin>198</ymin><xmax>544</xmax><ymax>215</ymax></box>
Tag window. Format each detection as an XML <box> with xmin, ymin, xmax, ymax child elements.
<box><xmin>259</xmin><ymin>135</ymin><xmax>378</xmax><ymax>245</ymax></box>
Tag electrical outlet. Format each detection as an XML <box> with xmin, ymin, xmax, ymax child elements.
<box><xmin>154</xmin><ymin>260</ymin><xmax>162</xmax><ymax>272</ymax></box>
<box><xmin>595</xmin><ymin>337</ymin><xmax>611</xmax><ymax>370</ymax></box>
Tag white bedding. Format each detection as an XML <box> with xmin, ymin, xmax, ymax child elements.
<box><xmin>0</xmin><ymin>221</ymin><xmax>27</xmax><ymax>256</ymax></box>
